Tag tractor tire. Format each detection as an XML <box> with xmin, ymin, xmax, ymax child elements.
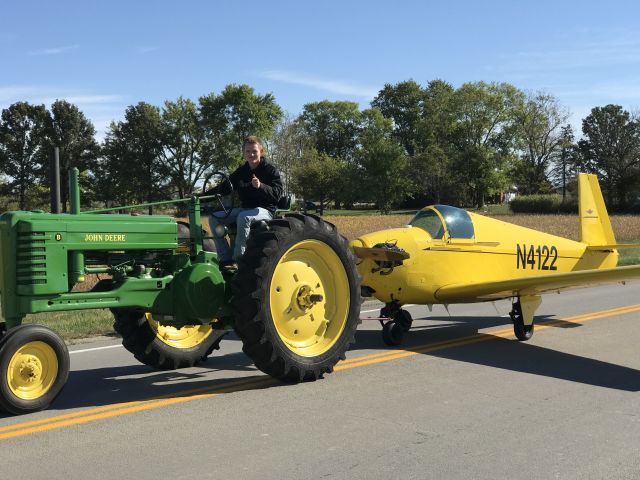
<box><xmin>177</xmin><ymin>220</ymin><xmax>216</xmax><ymax>253</ymax></box>
<box><xmin>112</xmin><ymin>309</ymin><xmax>225</xmax><ymax>370</ymax></box>
<box><xmin>0</xmin><ymin>324</ymin><xmax>70</xmax><ymax>415</ymax></box>
<box><xmin>232</xmin><ymin>213</ymin><xmax>361</xmax><ymax>382</ymax></box>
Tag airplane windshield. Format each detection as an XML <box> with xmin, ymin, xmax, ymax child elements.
<box><xmin>434</xmin><ymin>205</ymin><xmax>474</xmax><ymax>239</ymax></box>
<box><xmin>409</xmin><ymin>209</ymin><xmax>445</xmax><ymax>239</ymax></box>
<box><xmin>409</xmin><ymin>205</ymin><xmax>474</xmax><ymax>239</ymax></box>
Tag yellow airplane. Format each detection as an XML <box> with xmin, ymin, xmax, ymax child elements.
<box><xmin>351</xmin><ymin>173</ymin><xmax>640</xmax><ymax>345</ymax></box>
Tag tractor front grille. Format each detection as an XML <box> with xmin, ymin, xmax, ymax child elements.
<box><xmin>16</xmin><ymin>232</ymin><xmax>48</xmax><ymax>286</ymax></box>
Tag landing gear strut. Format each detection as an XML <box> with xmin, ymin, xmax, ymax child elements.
<box><xmin>380</xmin><ymin>302</ymin><xmax>413</xmax><ymax>346</ymax></box>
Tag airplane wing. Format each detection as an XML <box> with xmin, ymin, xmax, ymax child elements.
<box><xmin>434</xmin><ymin>264</ymin><xmax>640</xmax><ymax>303</ymax></box>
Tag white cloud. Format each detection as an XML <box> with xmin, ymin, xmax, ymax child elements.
<box><xmin>261</xmin><ymin>70</ymin><xmax>379</xmax><ymax>99</ymax></box>
<box><xmin>27</xmin><ymin>44</ymin><xmax>79</xmax><ymax>56</ymax></box>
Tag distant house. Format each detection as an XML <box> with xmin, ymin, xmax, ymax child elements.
<box><xmin>504</xmin><ymin>192</ymin><xmax>516</xmax><ymax>203</ymax></box>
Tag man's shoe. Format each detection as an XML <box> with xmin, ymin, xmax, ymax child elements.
<box><xmin>219</xmin><ymin>260</ymin><xmax>237</xmax><ymax>271</ymax></box>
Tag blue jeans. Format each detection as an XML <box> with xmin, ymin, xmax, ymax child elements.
<box><xmin>209</xmin><ymin>207</ymin><xmax>273</xmax><ymax>262</ymax></box>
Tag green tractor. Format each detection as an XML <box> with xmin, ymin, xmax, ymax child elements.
<box><xmin>0</xmin><ymin>169</ymin><xmax>361</xmax><ymax>415</ymax></box>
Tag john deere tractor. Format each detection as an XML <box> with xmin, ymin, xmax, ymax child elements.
<box><xmin>0</xmin><ymin>169</ymin><xmax>361</xmax><ymax>415</ymax></box>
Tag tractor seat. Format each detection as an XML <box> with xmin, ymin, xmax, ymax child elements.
<box><xmin>275</xmin><ymin>194</ymin><xmax>293</xmax><ymax>216</ymax></box>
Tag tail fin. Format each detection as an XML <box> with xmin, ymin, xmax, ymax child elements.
<box><xmin>579</xmin><ymin>173</ymin><xmax>616</xmax><ymax>246</ymax></box>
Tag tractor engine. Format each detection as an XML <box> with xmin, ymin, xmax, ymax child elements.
<box><xmin>0</xmin><ymin>210</ymin><xmax>226</xmax><ymax>331</ymax></box>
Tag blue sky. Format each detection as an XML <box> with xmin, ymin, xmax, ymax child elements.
<box><xmin>2</xmin><ymin>0</ymin><xmax>640</xmax><ymax>138</ymax></box>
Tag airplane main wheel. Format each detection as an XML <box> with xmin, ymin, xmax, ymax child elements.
<box><xmin>112</xmin><ymin>309</ymin><xmax>225</xmax><ymax>370</ymax></box>
<box><xmin>232</xmin><ymin>214</ymin><xmax>361</xmax><ymax>382</ymax></box>
<box><xmin>380</xmin><ymin>305</ymin><xmax>413</xmax><ymax>332</ymax></box>
<box><xmin>513</xmin><ymin>320</ymin><xmax>534</xmax><ymax>341</ymax></box>
<box><xmin>0</xmin><ymin>324</ymin><xmax>70</xmax><ymax>415</ymax></box>
<box><xmin>396</xmin><ymin>309</ymin><xmax>413</xmax><ymax>332</ymax></box>
<box><xmin>510</xmin><ymin>301</ymin><xmax>534</xmax><ymax>341</ymax></box>
<box><xmin>382</xmin><ymin>321</ymin><xmax>404</xmax><ymax>346</ymax></box>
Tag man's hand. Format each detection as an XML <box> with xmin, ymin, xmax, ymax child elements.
<box><xmin>251</xmin><ymin>174</ymin><xmax>261</xmax><ymax>189</ymax></box>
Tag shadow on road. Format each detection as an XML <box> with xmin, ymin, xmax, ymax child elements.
<box><xmin>352</xmin><ymin>314</ymin><xmax>640</xmax><ymax>392</ymax></box>
<box><xmin>5</xmin><ymin>312</ymin><xmax>636</xmax><ymax>418</ymax></box>
<box><xmin>43</xmin><ymin>351</ymin><xmax>285</xmax><ymax>414</ymax></box>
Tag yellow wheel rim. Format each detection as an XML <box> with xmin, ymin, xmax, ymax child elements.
<box><xmin>270</xmin><ymin>239</ymin><xmax>350</xmax><ymax>357</ymax></box>
<box><xmin>146</xmin><ymin>314</ymin><xmax>214</xmax><ymax>349</ymax></box>
<box><xmin>7</xmin><ymin>341</ymin><xmax>58</xmax><ymax>400</ymax></box>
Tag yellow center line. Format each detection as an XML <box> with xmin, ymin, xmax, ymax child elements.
<box><xmin>1</xmin><ymin>303</ymin><xmax>639</xmax><ymax>441</ymax></box>
<box><xmin>0</xmin><ymin>376</ymin><xmax>276</xmax><ymax>441</ymax></box>
<box><xmin>0</xmin><ymin>375</ymin><xmax>273</xmax><ymax>436</ymax></box>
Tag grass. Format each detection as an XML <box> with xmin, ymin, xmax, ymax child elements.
<box><xmin>618</xmin><ymin>243</ymin><xmax>640</xmax><ymax>266</ymax></box>
<box><xmin>8</xmin><ymin>212</ymin><xmax>640</xmax><ymax>341</ymax></box>
<box><xmin>23</xmin><ymin>309</ymin><xmax>116</xmax><ymax>342</ymax></box>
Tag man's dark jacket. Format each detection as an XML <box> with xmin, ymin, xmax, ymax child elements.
<box><xmin>203</xmin><ymin>159</ymin><xmax>283</xmax><ymax>214</ymax></box>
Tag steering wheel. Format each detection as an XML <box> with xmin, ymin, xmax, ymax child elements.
<box><xmin>202</xmin><ymin>170</ymin><xmax>234</xmax><ymax>219</ymax></box>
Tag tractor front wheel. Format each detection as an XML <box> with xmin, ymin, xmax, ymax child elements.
<box><xmin>112</xmin><ymin>310</ymin><xmax>225</xmax><ymax>369</ymax></box>
<box><xmin>0</xmin><ymin>324</ymin><xmax>70</xmax><ymax>415</ymax></box>
<box><xmin>232</xmin><ymin>214</ymin><xmax>361</xmax><ymax>382</ymax></box>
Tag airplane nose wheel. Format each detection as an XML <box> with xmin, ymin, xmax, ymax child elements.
<box><xmin>382</xmin><ymin>320</ymin><xmax>404</xmax><ymax>346</ymax></box>
<box><xmin>380</xmin><ymin>304</ymin><xmax>413</xmax><ymax>346</ymax></box>
<box><xmin>510</xmin><ymin>301</ymin><xmax>534</xmax><ymax>341</ymax></box>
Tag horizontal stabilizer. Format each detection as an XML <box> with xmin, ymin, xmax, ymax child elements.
<box><xmin>352</xmin><ymin>246</ymin><xmax>410</xmax><ymax>262</ymax></box>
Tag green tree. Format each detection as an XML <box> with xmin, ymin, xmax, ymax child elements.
<box><xmin>291</xmin><ymin>148</ymin><xmax>342</xmax><ymax>214</ymax></box>
<box><xmin>47</xmin><ymin>100</ymin><xmax>100</xmax><ymax>210</ymax></box>
<box><xmin>270</xmin><ymin>114</ymin><xmax>307</xmax><ymax>196</ymax></box>
<box><xmin>414</xmin><ymin>80</ymin><xmax>457</xmax><ymax>203</ymax></box>
<box><xmin>549</xmin><ymin>125</ymin><xmax>578</xmax><ymax>202</ymax></box>
<box><xmin>0</xmin><ymin>102</ymin><xmax>51</xmax><ymax>209</ymax></box>
<box><xmin>199</xmin><ymin>84</ymin><xmax>282</xmax><ymax>174</ymax></box>
<box><xmin>95</xmin><ymin>120</ymin><xmax>128</xmax><ymax>208</ymax></box>
<box><xmin>371</xmin><ymin>80</ymin><xmax>425</xmax><ymax>156</ymax></box>
<box><xmin>409</xmin><ymin>145</ymin><xmax>452</xmax><ymax>205</ymax></box>
<box><xmin>298</xmin><ymin>101</ymin><xmax>362</xmax><ymax>207</ymax></box>
<box><xmin>511</xmin><ymin>92</ymin><xmax>569</xmax><ymax>194</ymax></box>
<box><xmin>97</xmin><ymin>102</ymin><xmax>167</xmax><ymax>211</ymax></box>
<box><xmin>372</xmin><ymin>79</ymin><xmax>457</xmax><ymax>205</ymax></box>
<box><xmin>158</xmin><ymin>97</ymin><xmax>208</xmax><ymax>200</ymax></box>
<box><xmin>358</xmin><ymin>109</ymin><xmax>409</xmax><ymax>213</ymax></box>
<box><xmin>451</xmin><ymin>81</ymin><xmax>522</xmax><ymax>206</ymax></box>
<box><xmin>299</xmin><ymin>101</ymin><xmax>361</xmax><ymax>160</ymax></box>
<box><xmin>577</xmin><ymin>104</ymin><xmax>640</xmax><ymax>209</ymax></box>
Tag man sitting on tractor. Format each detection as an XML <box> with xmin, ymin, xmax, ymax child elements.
<box><xmin>203</xmin><ymin>136</ymin><xmax>283</xmax><ymax>267</ymax></box>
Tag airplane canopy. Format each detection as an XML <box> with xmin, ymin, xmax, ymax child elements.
<box><xmin>409</xmin><ymin>205</ymin><xmax>474</xmax><ymax>240</ymax></box>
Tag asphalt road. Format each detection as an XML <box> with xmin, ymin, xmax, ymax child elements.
<box><xmin>1</xmin><ymin>284</ymin><xmax>639</xmax><ymax>480</ymax></box>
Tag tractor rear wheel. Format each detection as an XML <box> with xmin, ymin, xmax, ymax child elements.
<box><xmin>232</xmin><ymin>214</ymin><xmax>361</xmax><ymax>382</ymax></box>
<box><xmin>112</xmin><ymin>310</ymin><xmax>225</xmax><ymax>369</ymax></box>
<box><xmin>0</xmin><ymin>324</ymin><xmax>70</xmax><ymax>415</ymax></box>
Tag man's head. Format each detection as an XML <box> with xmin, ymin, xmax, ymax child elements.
<box><xmin>243</xmin><ymin>136</ymin><xmax>264</xmax><ymax>170</ymax></box>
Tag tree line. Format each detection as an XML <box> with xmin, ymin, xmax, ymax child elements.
<box><xmin>1</xmin><ymin>80</ymin><xmax>640</xmax><ymax>214</ymax></box>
